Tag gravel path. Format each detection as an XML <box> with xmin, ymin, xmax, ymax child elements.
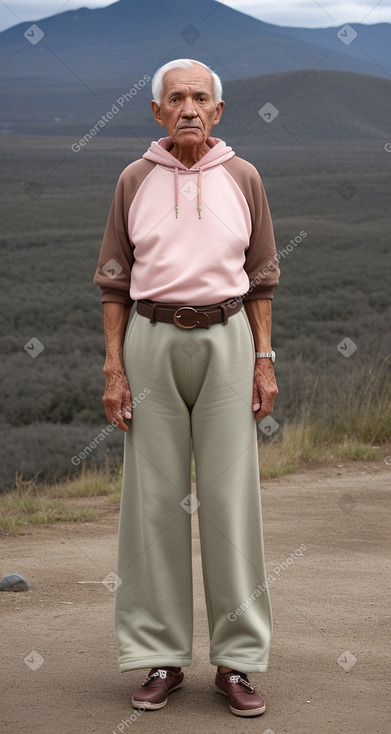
<box><xmin>1</xmin><ymin>465</ymin><xmax>390</xmax><ymax>734</ymax></box>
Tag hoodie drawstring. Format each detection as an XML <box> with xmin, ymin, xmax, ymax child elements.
<box><xmin>142</xmin><ymin>137</ymin><xmax>234</xmax><ymax>220</ymax></box>
<box><xmin>197</xmin><ymin>168</ymin><xmax>203</xmax><ymax>219</ymax></box>
<box><xmin>174</xmin><ymin>166</ymin><xmax>203</xmax><ymax>219</ymax></box>
<box><xmin>174</xmin><ymin>166</ymin><xmax>179</xmax><ymax>219</ymax></box>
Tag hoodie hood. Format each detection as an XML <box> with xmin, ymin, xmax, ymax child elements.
<box><xmin>143</xmin><ymin>137</ymin><xmax>235</xmax><ymax>219</ymax></box>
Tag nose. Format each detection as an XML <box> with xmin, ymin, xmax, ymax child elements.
<box><xmin>181</xmin><ymin>96</ymin><xmax>197</xmax><ymax>118</ymax></box>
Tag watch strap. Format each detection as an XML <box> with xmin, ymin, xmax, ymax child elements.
<box><xmin>256</xmin><ymin>350</ymin><xmax>276</xmax><ymax>363</ymax></box>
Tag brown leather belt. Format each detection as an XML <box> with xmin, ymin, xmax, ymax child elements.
<box><xmin>136</xmin><ymin>298</ymin><xmax>243</xmax><ymax>329</ymax></box>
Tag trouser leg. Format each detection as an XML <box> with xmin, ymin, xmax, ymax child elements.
<box><xmin>115</xmin><ymin>307</ymin><xmax>272</xmax><ymax>673</ymax></box>
<box><xmin>191</xmin><ymin>309</ymin><xmax>272</xmax><ymax>673</ymax></box>
<box><xmin>115</xmin><ymin>312</ymin><xmax>193</xmax><ymax>671</ymax></box>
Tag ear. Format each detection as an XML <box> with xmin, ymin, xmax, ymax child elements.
<box><xmin>151</xmin><ymin>101</ymin><xmax>165</xmax><ymax>127</ymax></box>
<box><xmin>212</xmin><ymin>100</ymin><xmax>225</xmax><ymax>127</ymax></box>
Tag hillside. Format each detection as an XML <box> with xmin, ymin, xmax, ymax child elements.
<box><xmin>280</xmin><ymin>22</ymin><xmax>391</xmax><ymax>73</ymax></box>
<box><xmin>1</xmin><ymin>61</ymin><xmax>390</xmax><ymax>142</ymax></box>
<box><xmin>0</xmin><ymin>68</ymin><xmax>390</xmax><ymax>488</ymax></box>
<box><xmin>0</xmin><ymin>0</ymin><xmax>390</xmax><ymax>138</ymax></box>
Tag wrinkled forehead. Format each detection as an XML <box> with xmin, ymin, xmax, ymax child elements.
<box><xmin>162</xmin><ymin>65</ymin><xmax>214</xmax><ymax>96</ymax></box>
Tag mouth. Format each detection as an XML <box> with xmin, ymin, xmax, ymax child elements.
<box><xmin>178</xmin><ymin>125</ymin><xmax>202</xmax><ymax>131</ymax></box>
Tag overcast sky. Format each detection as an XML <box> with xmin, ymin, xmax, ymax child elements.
<box><xmin>0</xmin><ymin>0</ymin><xmax>390</xmax><ymax>32</ymax></box>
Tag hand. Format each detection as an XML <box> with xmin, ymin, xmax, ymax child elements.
<box><xmin>102</xmin><ymin>368</ymin><xmax>132</xmax><ymax>432</ymax></box>
<box><xmin>252</xmin><ymin>359</ymin><xmax>278</xmax><ymax>421</ymax></box>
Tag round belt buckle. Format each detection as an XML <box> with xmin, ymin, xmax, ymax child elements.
<box><xmin>174</xmin><ymin>306</ymin><xmax>199</xmax><ymax>329</ymax></box>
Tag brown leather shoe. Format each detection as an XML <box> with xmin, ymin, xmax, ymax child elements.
<box><xmin>215</xmin><ymin>669</ymin><xmax>266</xmax><ymax>717</ymax></box>
<box><xmin>132</xmin><ymin>667</ymin><xmax>184</xmax><ymax>710</ymax></box>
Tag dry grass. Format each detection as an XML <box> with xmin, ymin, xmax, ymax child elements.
<box><xmin>259</xmin><ymin>421</ymin><xmax>386</xmax><ymax>479</ymax></box>
<box><xmin>260</xmin><ymin>358</ymin><xmax>391</xmax><ymax>478</ymax></box>
<box><xmin>1</xmin><ymin>361</ymin><xmax>390</xmax><ymax>533</ymax></box>
<box><xmin>0</xmin><ymin>464</ymin><xmax>122</xmax><ymax>535</ymax></box>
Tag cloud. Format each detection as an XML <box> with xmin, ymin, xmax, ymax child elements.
<box><xmin>0</xmin><ymin>0</ymin><xmax>390</xmax><ymax>33</ymax></box>
<box><xmin>230</xmin><ymin>0</ymin><xmax>391</xmax><ymax>27</ymax></box>
<box><xmin>0</xmin><ymin>1</ymin><xmax>112</xmax><ymax>32</ymax></box>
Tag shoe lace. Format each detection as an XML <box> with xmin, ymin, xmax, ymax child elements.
<box><xmin>143</xmin><ymin>668</ymin><xmax>168</xmax><ymax>686</ymax></box>
<box><xmin>229</xmin><ymin>672</ymin><xmax>254</xmax><ymax>693</ymax></box>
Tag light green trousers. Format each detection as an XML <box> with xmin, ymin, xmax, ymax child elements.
<box><xmin>115</xmin><ymin>308</ymin><xmax>272</xmax><ymax>673</ymax></box>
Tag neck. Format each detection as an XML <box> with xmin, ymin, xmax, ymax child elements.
<box><xmin>170</xmin><ymin>141</ymin><xmax>210</xmax><ymax>168</ymax></box>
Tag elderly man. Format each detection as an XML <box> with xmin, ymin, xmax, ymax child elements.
<box><xmin>94</xmin><ymin>58</ymin><xmax>279</xmax><ymax>718</ymax></box>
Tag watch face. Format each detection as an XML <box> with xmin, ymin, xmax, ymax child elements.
<box><xmin>271</xmin><ymin>350</ymin><xmax>276</xmax><ymax>363</ymax></box>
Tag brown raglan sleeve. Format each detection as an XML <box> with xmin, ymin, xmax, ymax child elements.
<box><xmin>224</xmin><ymin>158</ymin><xmax>280</xmax><ymax>300</ymax></box>
<box><xmin>93</xmin><ymin>168</ymin><xmax>135</xmax><ymax>306</ymax></box>
<box><xmin>93</xmin><ymin>159</ymin><xmax>156</xmax><ymax>305</ymax></box>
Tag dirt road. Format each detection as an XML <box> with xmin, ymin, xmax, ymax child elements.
<box><xmin>1</xmin><ymin>465</ymin><xmax>390</xmax><ymax>734</ymax></box>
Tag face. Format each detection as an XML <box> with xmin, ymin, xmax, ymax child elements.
<box><xmin>151</xmin><ymin>64</ymin><xmax>224</xmax><ymax>147</ymax></box>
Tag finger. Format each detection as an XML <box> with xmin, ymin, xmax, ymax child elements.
<box><xmin>122</xmin><ymin>404</ymin><xmax>132</xmax><ymax>420</ymax></box>
<box><xmin>116</xmin><ymin>417</ymin><xmax>130</xmax><ymax>432</ymax></box>
<box><xmin>252</xmin><ymin>378</ymin><xmax>261</xmax><ymax>412</ymax></box>
<box><xmin>121</xmin><ymin>384</ymin><xmax>132</xmax><ymax>420</ymax></box>
<box><xmin>112</xmin><ymin>406</ymin><xmax>132</xmax><ymax>431</ymax></box>
<box><xmin>102</xmin><ymin>399</ymin><xmax>113</xmax><ymax>425</ymax></box>
<box><xmin>122</xmin><ymin>397</ymin><xmax>132</xmax><ymax>419</ymax></box>
<box><xmin>255</xmin><ymin>394</ymin><xmax>277</xmax><ymax>421</ymax></box>
<box><xmin>103</xmin><ymin>398</ymin><xmax>129</xmax><ymax>432</ymax></box>
<box><xmin>256</xmin><ymin>406</ymin><xmax>270</xmax><ymax>421</ymax></box>
<box><xmin>252</xmin><ymin>366</ymin><xmax>278</xmax><ymax>418</ymax></box>
<box><xmin>111</xmin><ymin>409</ymin><xmax>130</xmax><ymax>432</ymax></box>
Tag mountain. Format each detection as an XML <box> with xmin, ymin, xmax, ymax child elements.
<box><xmin>0</xmin><ymin>0</ymin><xmax>390</xmax><ymax>126</ymax></box>
<box><xmin>1</xmin><ymin>0</ymin><xmax>390</xmax><ymax>135</ymax></box>
<box><xmin>220</xmin><ymin>69</ymin><xmax>391</xmax><ymax>146</ymax></box>
<box><xmin>279</xmin><ymin>22</ymin><xmax>391</xmax><ymax>76</ymax></box>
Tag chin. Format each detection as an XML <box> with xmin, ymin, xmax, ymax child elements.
<box><xmin>176</xmin><ymin>130</ymin><xmax>204</xmax><ymax>143</ymax></box>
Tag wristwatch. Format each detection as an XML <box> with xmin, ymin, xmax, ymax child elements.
<box><xmin>256</xmin><ymin>350</ymin><xmax>276</xmax><ymax>363</ymax></box>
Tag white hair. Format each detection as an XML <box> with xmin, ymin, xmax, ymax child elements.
<box><xmin>151</xmin><ymin>59</ymin><xmax>223</xmax><ymax>105</ymax></box>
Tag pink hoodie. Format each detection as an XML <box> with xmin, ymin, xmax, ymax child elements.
<box><xmin>126</xmin><ymin>137</ymin><xmax>252</xmax><ymax>304</ymax></box>
<box><xmin>94</xmin><ymin>137</ymin><xmax>279</xmax><ymax>306</ymax></box>
<box><xmin>143</xmin><ymin>136</ymin><xmax>236</xmax><ymax>219</ymax></box>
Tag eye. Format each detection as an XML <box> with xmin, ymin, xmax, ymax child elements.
<box><xmin>170</xmin><ymin>96</ymin><xmax>179</xmax><ymax>103</ymax></box>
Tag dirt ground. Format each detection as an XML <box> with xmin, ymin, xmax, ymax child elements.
<box><xmin>1</xmin><ymin>464</ymin><xmax>390</xmax><ymax>734</ymax></box>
